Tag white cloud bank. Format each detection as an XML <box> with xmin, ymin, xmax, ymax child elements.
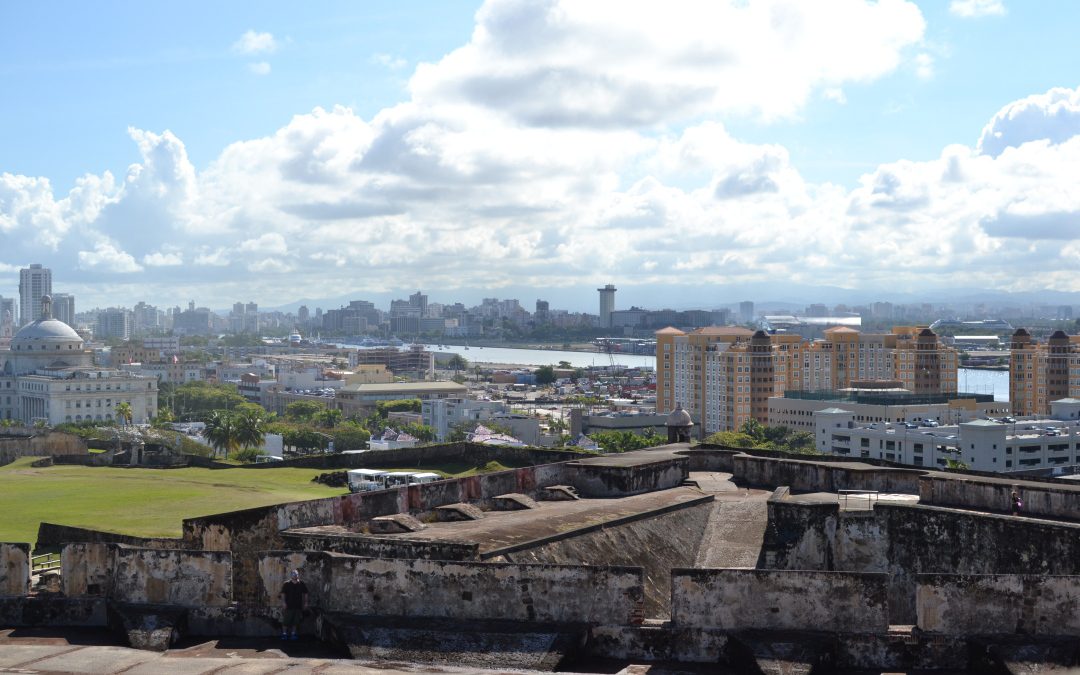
<box><xmin>949</xmin><ymin>0</ymin><xmax>1006</xmax><ymax>18</ymax></box>
<box><xmin>3</xmin><ymin>0</ymin><xmax>1080</xmax><ymax>304</ymax></box>
<box><xmin>233</xmin><ymin>30</ymin><xmax>277</xmax><ymax>55</ymax></box>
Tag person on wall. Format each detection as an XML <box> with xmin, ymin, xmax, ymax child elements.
<box><xmin>1011</xmin><ymin>490</ymin><xmax>1023</xmax><ymax>515</ymax></box>
<box><xmin>279</xmin><ymin>569</ymin><xmax>309</xmax><ymax>640</ymax></box>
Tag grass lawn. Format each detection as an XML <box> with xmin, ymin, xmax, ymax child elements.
<box><xmin>0</xmin><ymin>456</ymin><xmax>534</xmax><ymax>545</ymax></box>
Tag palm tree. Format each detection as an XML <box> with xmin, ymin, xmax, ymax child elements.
<box><xmin>115</xmin><ymin>402</ymin><xmax>134</xmax><ymax>428</ymax></box>
<box><xmin>203</xmin><ymin>411</ymin><xmax>241</xmax><ymax>460</ymax></box>
<box><xmin>235</xmin><ymin>409</ymin><xmax>266</xmax><ymax>453</ymax></box>
<box><xmin>315</xmin><ymin>408</ymin><xmax>342</xmax><ymax>429</ymax></box>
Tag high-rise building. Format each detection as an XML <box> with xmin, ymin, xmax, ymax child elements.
<box><xmin>597</xmin><ymin>284</ymin><xmax>617</xmax><ymax>329</ymax></box>
<box><xmin>0</xmin><ymin>296</ymin><xmax>14</xmax><ymax>337</ymax></box>
<box><xmin>535</xmin><ymin>300</ymin><xmax>550</xmax><ymax>323</ymax></box>
<box><xmin>738</xmin><ymin>301</ymin><xmax>754</xmax><ymax>324</ymax></box>
<box><xmin>96</xmin><ymin>308</ymin><xmax>132</xmax><ymax>341</ymax></box>
<box><xmin>657</xmin><ymin>325</ymin><xmax>959</xmax><ymax>434</ymax></box>
<box><xmin>19</xmin><ymin>264</ymin><xmax>52</xmax><ymax>326</ymax></box>
<box><xmin>51</xmin><ymin>293</ymin><xmax>75</xmax><ymax>327</ymax></box>
<box><xmin>1009</xmin><ymin>328</ymin><xmax>1080</xmax><ymax>416</ymax></box>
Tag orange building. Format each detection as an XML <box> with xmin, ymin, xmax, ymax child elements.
<box><xmin>657</xmin><ymin>324</ymin><xmax>959</xmax><ymax>433</ymax></box>
<box><xmin>1009</xmin><ymin>329</ymin><xmax>1080</xmax><ymax>416</ymax></box>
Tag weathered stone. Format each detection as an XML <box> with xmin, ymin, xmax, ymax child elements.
<box><xmin>369</xmin><ymin>514</ymin><xmax>426</xmax><ymax>533</ymax></box>
<box><xmin>434</xmin><ymin>502</ymin><xmax>486</xmax><ymax>521</ymax></box>
<box><xmin>539</xmin><ymin>485</ymin><xmax>580</xmax><ymax>501</ymax></box>
<box><xmin>0</xmin><ymin>543</ymin><xmax>30</xmax><ymax>597</ymax></box>
<box><xmin>492</xmin><ymin>493</ymin><xmax>540</xmax><ymax>510</ymax></box>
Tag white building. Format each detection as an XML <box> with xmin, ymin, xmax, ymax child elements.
<box><xmin>814</xmin><ymin>399</ymin><xmax>1080</xmax><ymax>475</ymax></box>
<box><xmin>0</xmin><ymin>296</ymin><xmax>157</xmax><ymax>425</ymax></box>
<box><xmin>770</xmin><ymin>392</ymin><xmax>1010</xmax><ymax>432</ymax></box>
<box><xmin>423</xmin><ymin>397</ymin><xmax>509</xmax><ymax>441</ymax></box>
<box><xmin>18</xmin><ymin>264</ymin><xmax>51</xmax><ymax>327</ymax></box>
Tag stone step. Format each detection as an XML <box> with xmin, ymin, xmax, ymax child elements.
<box><xmin>434</xmin><ymin>502</ymin><xmax>486</xmax><ymax>522</ymax></box>
<box><xmin>539</xmin><ymin>485</ymin><xmax>580</xmax><ymax>501</ymax></box>
<box><xmin>493</xmin><ymin>493</ymin><xmax>541</xmax><ymax>510</ymax></box>
<box><xmin>369</xmin><ymin>514</ymin><xmax>426</xmax><ymax>534</ymax></box>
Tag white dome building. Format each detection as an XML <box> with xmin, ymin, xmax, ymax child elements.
<box><xmin>0</xmin><ymin>295</ymin><xmax>157</xmax><ymax>426</ymax></box>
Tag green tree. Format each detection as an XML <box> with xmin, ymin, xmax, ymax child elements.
<box><xmin>232</xmin><ymin>447</ymin><xmax>262</xmax><ymax>463</ymax></box>
<box><xmin>285</xmin><ymin>400</ymin><xmax>326</xmax><ymax>423</ymax></box>
<box><xmin>115</xmin><ymin>402</ymin><xmax>134</xmax><ymax>427</ymax></box>
<box><xmin>534</xmin><ymin>364</ymin><xmax>556</xmax><ymax>385</ymax></box>
<box><xmin>170</xmin><ymin>382</ymin><xmax>247</xmax><ymax>421</ymax></box>
<box><xmin>447</xmin><ymin>354</ymin><xmax>469</xmax><ymax>370</ymax></box>
<box><xmin>557</xmin><ymin>360</ymin><xmax>572</xmax><ymax>369</ymax></box>
<box><xmin>235</xmin><ymin>408</ymin><xmax>266</xmax><ymax>452</ymax></box>
<box><xmin>332</xmin><ymin>423</ymin><xmax>371</xmax><ymax>451</ymax></box>
<box><xmin>703</xmin><ymin>431</ymin><xmax>756</xmax><ymax>448</ymax></box>
<box><xmin>150</xmin><ymin>408</ymin><xmax>175</xmax><ymax>429</ymax></box>
<box><xmin>376</xmin><ymin>399</ymin><xmax>422</xmax><ymax>415</ymax></box>
<box><xmin>314</xmin><ymin>408</ymin><xmax>343</xmax><ymax>429</ymax></box>
<box><xmin>589</xmin><ymin>430</ymin><xmax>666</xmax><ymax>453</ymax></box>
<box><xmin>739</xmin><ymin>418</ymin><xmax>767</xmax><ymax>444</ymax></box>
<box><xmin>203</xmin><ymin>411</ymin><xmax>242</xmax><ymax>460</ymax></box>
<box><xmin>401</xmin><ymin>422</ymin><xmax>437</xmax><ymax>443</ymax></box>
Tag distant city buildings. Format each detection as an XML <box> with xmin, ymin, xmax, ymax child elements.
<box><xmin>1009</xmin><ymin>328</ymin><xmax>1080</xmax><ymax>416</ymax></box>
<box><xmin>51</xmin><ymin>293</ymin><xmax>75</xmax><ymax>327</ymax></box>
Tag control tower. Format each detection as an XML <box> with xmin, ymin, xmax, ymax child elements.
<box><xmin>597</xmin><ymin>284</ymin><xmax>617</xmax><ymax>329</ymax></box>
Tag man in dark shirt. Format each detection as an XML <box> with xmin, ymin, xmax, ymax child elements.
<box><xmin>279</xmin><ymin>569</ymin><xmax>308</xmax><ymax>640</ymax></box>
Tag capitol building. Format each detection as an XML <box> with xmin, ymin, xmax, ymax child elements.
<box><xmin>0</xmin><ymin>295</ymin><xmax>157</xmax><ymax>426</ymax></box>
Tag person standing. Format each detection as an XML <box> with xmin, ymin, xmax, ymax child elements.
<box><xmin>279</xmin><ymin>569</ymin><xmax>308</xmax><ymax>640</ymax></box>
<box><xmin>1011</xmin><ymin>490</ymin><xmax>1023</xmax><ymax>515</ymax></box>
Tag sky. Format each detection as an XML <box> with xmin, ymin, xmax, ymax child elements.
<box><xmin>3</xmin><ymin>0</ymin><xmax>1080</xmax><ymax>313</ymax></box>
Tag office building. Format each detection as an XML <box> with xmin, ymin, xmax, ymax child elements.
<box><xmin>19</xmin><ymin>264</ymin><xmax>52</xmax><ymax>326</ymax></box>
<box><xmin>0</xmin><ymin>297</ymin><xmax>15</xmax><ymax>338</ymax></box>
<box><xmin>598</xmin><ymin>284</ymin><xmax>617</xmax><ymax>329</ymax></box>
<box><xmin>51</xmin><ymin>293</ymin><xmax>75</xmax><ymax>327</ymax></box>
<box><xmin>96</xmin><ymin>308</ymin><xmax>133</xmax><ymax>341</ymax></box>
<box><xmin>814</xmin><ymin>399</ymin><xmax>1080</xmax><ymax>475</ymax></box>
<box><xmin>738</xmin><ymin>301</ymin><xmax>754</xmax><ymax>324</ymax></box>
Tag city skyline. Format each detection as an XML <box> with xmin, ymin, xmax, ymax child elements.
<box><xmin>4</xmin><ymin>1</ymin><xmax>1080</xmax><ymax>309</ymax></box>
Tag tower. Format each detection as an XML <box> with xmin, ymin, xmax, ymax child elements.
<box><xmin>598</xmin><ymin>284</ymin><xmax>617</xmax><ymax>329</ymax></box>
<box><xmin>52</xmin><ymin>293</ymin><xmax>75</xmax><ymax>327</ymax></box>
<box><xmin>19</xmin><ymin>264</ymin><xmax>52</xmax><ymax>326</ymax></box>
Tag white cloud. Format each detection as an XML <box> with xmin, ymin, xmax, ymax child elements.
<box><xmin>249</xmin><ymin>61</ymin><xmax>271</xmax><ymax>75</ymax></box>
<box><xmin>10</xmin><ymin>5</ymin><xmax>1080</xmax><ymax>303</ymax></box>
<box><xmin>915</xmin><ymin>53</ymin><xmax>934</xmax><ymax>80</ymax></box>
<box><xmin>372</xmin><ymin>53</ymin><xmax>407</xmax><ymax>70</ymax></box>
<box><xmin>411</xmin><ymin>0</ymin><xmax>926</xmax><ymax>126</ymax></box>
<box><xmin>823</xmin><ymin>88</ymin><xmax>847</xmax><ymax>105</ymax></box>
<box><xmin>233</xmin><ymin>30</ymin><xmax>277</xmax><ymax>55</ymax></box>
<box><xmin>142</xmin><ymin>251</ymin><xmax>183</xmax><ymax>266</ymax></box>
<box><xmin>949</xmin><ymin>0</ymin><xmax>1006</xmax><ymax>18</ymax></box>
<box><xmin>77</xmin><ymin>242</ymin><xmax>142</xmax><ymax>273</ymax></box>
<box><xmin>977</xmin><ymin>86</ymin><xmax>1080</xmax><ymax>157</ymax></box>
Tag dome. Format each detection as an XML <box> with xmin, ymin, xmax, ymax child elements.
<box><xmin>666</xmin><ymin>402</ymin><xmax>694</xmax><ymax>428</ymax></box>
<box><xmin>11</xmin><ymin>295</ymin><xmax>83</xmax><ymax>350</ymax></box>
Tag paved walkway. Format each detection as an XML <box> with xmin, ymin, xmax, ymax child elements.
<box><xmin>688</xmin><ymin>472</ymin><xmax>770</xmax><ymax>569</ymax></box>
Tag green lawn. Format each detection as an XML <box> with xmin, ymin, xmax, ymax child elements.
<box><xmin>0</xmin><ymin>456</ymin><xmax>533</xmax><ymax>545</ymax></box>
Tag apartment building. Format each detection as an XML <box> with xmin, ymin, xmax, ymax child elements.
<box><xmin>769</xmin><ymin>388</ymin><xmax>1008</xmax><ymax>431</ymax></box>
<box><xmin>1010</xmin><ymin>329</ymin><xmax>1080</xmax><ymax>416</ymax></box>
<box><xmin>657</xmin><ymin>324</ymin><xmax>960</xmax><ymax>434</ymax></box>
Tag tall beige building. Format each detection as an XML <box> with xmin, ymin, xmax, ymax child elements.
<box><xmin>657</xmin><ymin>325</ymin><xmax>959</xmax><ymax>434</ymax></box>
<box><xmin>1009</xmin><ymin>329</ymin><xmax>1079</xmax><ymax>416</ymax></box>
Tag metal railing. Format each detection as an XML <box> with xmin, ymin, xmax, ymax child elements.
<box><xmin>838</xmin><ymin>489</ymin><xmax>879</xmax><ymax>511</ymax></box>
<box><xmin>31</xmin><ymin>552</ymin><xmax>62</xmax><ymax>575</ymax></box>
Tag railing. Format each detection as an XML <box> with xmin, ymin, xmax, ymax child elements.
<box><xmin>31</xmin><ymin>551</ymin><xmax>61</xmax><ymax>575</ymax></box>
<box><xmin>838</xmin><ymin>489</ymin><xmax>879</xmax><ymax>511</ymax></box>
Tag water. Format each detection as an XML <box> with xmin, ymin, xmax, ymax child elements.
<box><xmin>418</xmin><ymin>344</ymin><xmax>655</xmax><ymax>369</ymax></box>
<box><xmin>958</xmin><ymin>367</ymin><xmax>1009</xmax><ymax>401</ymax></box>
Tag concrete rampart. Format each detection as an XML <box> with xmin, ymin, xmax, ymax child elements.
<box><xmin>238</xmin><ymin>442</ymin><xmax>592</xmax><ymax>470</ymax></box>
<box><xmin>734</xmin><ymin>454</ymin><xmax>922</xmax><ymax>494</ymax></box>
<box><xmin>920</xmin><ymin>474</ymin><xmax>1080</xmax><ymax>520</ymax></box>
<box><xmin>671</xmin><ymin>568</ymin><xmax>889</xmax><ymax>633</ymax></box>
<box><xmin>0</xmin><ymin>543</ymin><xmax>30</xmax><ymax>597</ymax></box>
<box><xmin>917</xmin><ymin>574</ymin><xmax>1080</xmax><ymax>636</ymax></box>
<box><xmin>38</xmin><ymin>522</ymin><xmax>186</xmax><ymax>550</ymax></box>
<box><xmin>318</xmin><ymin>554</ymin><xmax>644</xmax><ymax>625</ymax></box>
<box><xmin>674</xmin><ymin>448</ymin><xmax>739</xmax><ymax>472</ymax></box>
<box><xmin>110</xmin><ymin>546</ymin><xmax>232</xmax><ymax>607</ymax></box>
<box><xmin>565</xmin><ymin>455</ymin><xmax>688</xmax><ymax>498</ymax></box>
<box><xmin>763</xmin><ymin>495</ymin><xmax>1080</xmax><ymax>623</ymax></box>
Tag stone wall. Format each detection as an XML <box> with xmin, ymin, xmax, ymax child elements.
<box><xmin>917</xmin><ymin>574</ymin><xmax>1080</xmax><ymax>636</ymax></box>
<box><xmin>734</xmin><ymin>454</ymin><xmax>922</xmax><ymax>494</ymax></box>
<box><xmin>38</xmin><ymin>523</ymin><xmax>186</xmax><ymax>550</ymax></box>
<box><xmin>317</xmin><ymin>554</ymin><xmax>644</xmax><ymax>625</ymax></box>
<box><xmin>0</xmin><ymin>429</ymin><xmax>87</xmax><ymax>466</ymax></box>
<box><xmin>109</xmin><ymin>546</ymin><xmax>232</xmax><ymax>607</ymax></box>
<box><xmin>238</xmin><ymin>442</ymin><xmax>591</xmax><ymax>470</ymax></box>
<box><xmin>0</xmin><ymin>543</ymin><xmax>30</xmax><ymax>597</ymax></box>
<box><xmin>670</xmin><ymin>568</ymin><xmax>889</xmax><ymax>633</ymax></box>
<box><xmin>490</xmin><ymin>496</ymin><xmax>713</xmax><ymax>618</ymax></box>
<box><xmin>920</xmin><ymin>474</ymin><xmax>1080</xmax><ymax>520</ymax></box>
<box><xmin>566</xmin><ymin>456</ymin><xmax>688</xmax><ymax>498</ymax></box>
<box><xmin>763</xmin><ymin>495</ymin><xmax>1080</xmax><ymax>623</ymax></box>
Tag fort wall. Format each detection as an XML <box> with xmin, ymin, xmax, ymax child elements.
<box><xmin>671</xmin><ymin>568</ymin><xmax>889</xmax><ymax>633</ymax></box>
<box><xmin>917</xmin><ymin>574</ymin><xmax>1080</xmax><ymax>636</ymax></box>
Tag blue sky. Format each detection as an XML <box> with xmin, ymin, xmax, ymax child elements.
<box><xmin>3</xmin><ymin>0</ymin><xmax>1080</xmax><ymax>311</ymax></box>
